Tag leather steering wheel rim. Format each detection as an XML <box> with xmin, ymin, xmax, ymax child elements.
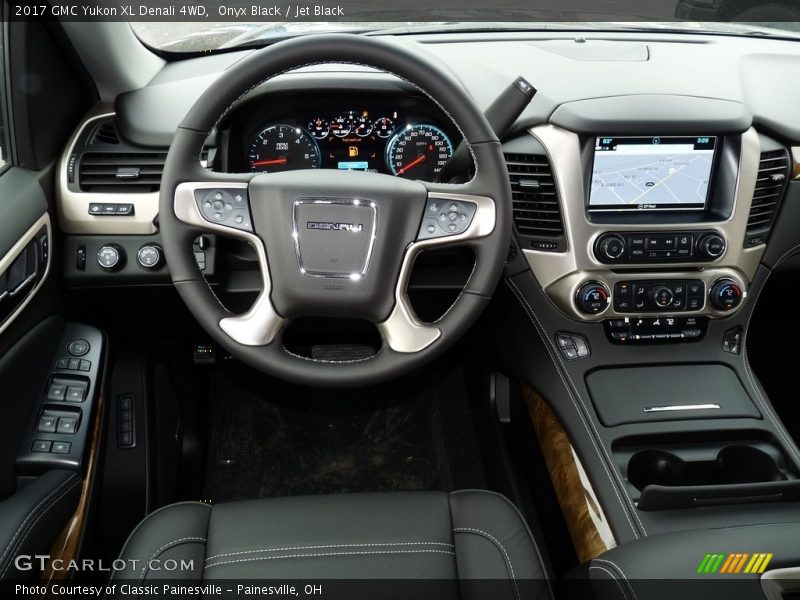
<box><xmin>159</xmin><ymin>34</ymin><xmax>512</xmax><ymax>387</ymax></box>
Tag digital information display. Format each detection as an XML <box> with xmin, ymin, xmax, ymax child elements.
<box><xmin>589</xmin><ymin>136</ymin><xmax>717</xmax><ymax>211</ymax></box>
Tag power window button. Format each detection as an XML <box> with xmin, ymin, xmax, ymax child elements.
<box><xmin>56</xmin><ymin>417</ymin><xmax>78</xmax><ymax>435</ymax></box>
<box><xmin>37</xmin><ymin>415</ymin><xmax>57</xmax><ymax>433</ymax></box>
<box><xmin>47</xmin><ymin>384</ymin><xmax>67</xmax><ymax>401</ymax></box>
<box><xmin>32</xmin><ymin>440</ymin><xmax>52</xmax><ymax>453</ymax></box>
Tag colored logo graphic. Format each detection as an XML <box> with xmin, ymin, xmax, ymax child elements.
<box><xmin>697</xmin><ymin>553</ymin><xmax>773</xmax><ymax>575</ymax></box>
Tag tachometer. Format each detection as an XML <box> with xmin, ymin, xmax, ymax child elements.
<box><xmin>385</xmin><ymin>124</ymin><xmax>454</xmax><ymax>180</ymax></box>
<box><xmin>248</xmin><ymin>124</ymin><xmax>321</xmax><ymax>173</ymax></box>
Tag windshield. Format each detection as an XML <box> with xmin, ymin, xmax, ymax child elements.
<box><xmin>132</xmin><ymin>20</ymin><xmax>800</xmax><ymax>53</ymax></box>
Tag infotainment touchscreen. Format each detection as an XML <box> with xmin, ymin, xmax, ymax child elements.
<box><xmin>589</xmin><ymin>136</ymin><xmax>717</xmax><ymax>211</ymax></box>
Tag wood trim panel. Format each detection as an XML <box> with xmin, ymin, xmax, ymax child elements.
<box><xmin>524</xmin><ymin>386</ymin><xmax>616</xmax><ymax>562</ymax></box>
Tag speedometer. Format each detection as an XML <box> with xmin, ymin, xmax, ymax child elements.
<box><xmin>248</xmin><ymin>124</ymin><xmax>321</xmax><ymax>173</ymax></box>
<box><xmin>385</xmin><ymin>124</ymin><xmax>454</xmax><ymax>180</ymax></box>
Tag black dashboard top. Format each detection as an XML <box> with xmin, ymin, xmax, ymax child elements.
<box><xmin>114</xmin><ymin>32</ymin><xmax>800</xmax><ymax>147</ymax></box>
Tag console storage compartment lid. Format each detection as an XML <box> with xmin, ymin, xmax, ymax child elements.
<box><xmin>586</xmin><ymin>364</ymin><xmax>760</xmax><ymax>427</ymax></box>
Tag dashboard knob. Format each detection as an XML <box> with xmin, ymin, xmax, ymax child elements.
<box><xmin>576</xmin><ymin>281</ymin><xmax>610</xmax><ymax>315</ymax></box>
<box><xmin>650</xmin><ymin>285</ymin><xmax>674</xmax><ymax>308</ymax></box>
<box><xmin>710</xmin><ymin>278</ymin><xmax>743</xmax><ymax>311</ymax></box>
<box><xmin>696</xmin><ymin>233</ymin><xmax>726</xmax><ymax>260</ymax></box>
<box><xmin>97</xmin><ymin>244</ymin><xmax>124</xmax><ymax>271</ymax></box>
<box><xmin>137</xmin><ymin>245</ymin><xmax>164</xmax><ymax>270</ymax></box>
<box><xmin>596</xmin><ymin>234</ymin><xmax>626</xmax><ymax>261</ymax></box>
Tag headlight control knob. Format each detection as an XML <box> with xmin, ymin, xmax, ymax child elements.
<box><xmin>576</xmin><ymin>281</ymin><xmax>610</xmax><ymax>315</ymax></box>
<box><xmin>97</xmin><ymin>244</ymin><xmax>124</xmax><ymax>271</ymax></box>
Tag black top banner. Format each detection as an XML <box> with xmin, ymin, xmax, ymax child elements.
<box><xmin>6</xmin><ymin>0</ymin><xmax>800</xmax><ymax>22</ymax></box>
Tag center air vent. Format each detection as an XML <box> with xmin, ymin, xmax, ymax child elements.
<box><xmin>745</xmin><ymin>149</ymin><xmax>790</xmax><ymax>247</ymax></box>
<box><xmin>504</xmin><ymin>153</ymin><xmax>565</xmax><ymax>252</ymax></box>
<box><xmin>77</xmin><ymin>152</ymin><xmax>167</xmax><ymax>193</ymax></box>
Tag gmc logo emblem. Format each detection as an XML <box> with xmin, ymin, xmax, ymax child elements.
<box><xmin>306</xmin><ymin>222</ymin><xmax>364</xmax><ymax>233</ymax></box>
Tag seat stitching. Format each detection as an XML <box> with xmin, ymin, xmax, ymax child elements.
<box><xmin>1</xmin><ymin>479</ymin><xmax>81</xmax><ymax>578</ymax></box>
<box><xmin>137</xmin><ymin>537</ymin><xmax>207</xmax><ymax>584</ymax></box>
<box><xmin>205</xmin><ymin>549</ymin><xmax>455</xmax><ymax>569</ymax></box>
<box><xmin>205</xmin><ymin>541</ymin><xmax>455</xmax><ymax>562</ymax></box>
<box><xmin>453</xmin><ymin>527</ymin><xmax>520</xmax><ymax>600</ymax></box>
<box><xmin>506</xmin><ymin>278</ymin><xmax>643</xmax><ymax>536</ymax></box>
<box><xmin>449</xmin><ymin>490</ymin><xmax>555</xmax><ymax>598</ymax></box>
<box><xmin>592</xmin><ymin>558</ymin><xmax>638</xmax><ymax>600</ymax></box>
<box><xmin>110</xmin><ymin>501</ymin><xmax>212</xmax><ymax>583</ymax></box>
<box><xmin>588</xmin><ymin>564</ymin><xmax>630</xmax><ymax>600</ymax></box>
<box><xmin>0</xmin><ymin>474</ymin><xmax>77</xmax><ymax>572</ymax></box>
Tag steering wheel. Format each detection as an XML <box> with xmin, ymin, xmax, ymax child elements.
<box><xmin>159</xmin><ymin>34</ymin><xmax>511</xmax><ymax>387</ymax></box>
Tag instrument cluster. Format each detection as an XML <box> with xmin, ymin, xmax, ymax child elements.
<box><xmin>228</xmin><ymin>96</ymin><xmax>460</xmax><ymax>182</ymax></box>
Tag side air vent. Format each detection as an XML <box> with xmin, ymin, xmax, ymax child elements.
<box><xmin>504</xmin><ymin>153</ymin><xmax>565</xmax><ymax>252</ymax></box>
<box><xmin>77</xmin><ymin>152</ymin><xmax>167</xmax><ymax>193</ymax></box>
<box><xmin>745</xmin><ymin>149</ymin><xmax>790</xmax><ymax>247</ymax></box>
<box><xmin>91</xmin><ymin>121</ymin><xmax>120</xmax><ymax>145</ymax></box>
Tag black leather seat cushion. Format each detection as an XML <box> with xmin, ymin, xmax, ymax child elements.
<box><xmin>110</xmin><ymin>490</ymin><xmax>552</xmax><ymax>599</ymax></box>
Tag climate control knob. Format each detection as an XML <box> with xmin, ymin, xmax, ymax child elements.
<box><xmin>710</xmin><ymin>278</ymin><xmax>743</xmax><ymax>311</ymax></box>
<box><xmin>696</xmin><ymin>233</ymin><xmax>726</xmax><ymax>260</ymax></box>
<box><xmin>576</xmin><ymin>281</ymin><xmax>611</xmax><ymax>315</ymax></box>
<box><xmin>650</xmin><ymin>285</ymin><xmax>674</xmax><ymax>308</ymax></box>
<box><xmin>97</xmin><ymin>244</ymin><xmax>124</xmax><ymax>271</ymax></box>
<box><xmin>596</xmin><ymin>234</ymin><xmax>626</xmax><ymax>261</ymax></box>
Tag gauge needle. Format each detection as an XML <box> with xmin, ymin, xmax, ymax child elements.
<box><xmin>398</xmin><ymin>153</ymin><xmax>427</xmax><ymax>175</ymax></box>
<box><xmin>252</xmin><ymin>157</ymin><xmax>288</xmax><ymax>167</ymax></box>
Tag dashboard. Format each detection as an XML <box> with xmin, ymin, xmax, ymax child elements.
<box><xmin>222</xmin><ymin>93</ymin><xmax>462</xmax><ymax>181</ymax></box>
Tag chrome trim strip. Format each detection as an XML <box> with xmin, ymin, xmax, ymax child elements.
<box><xmin>377</xmin><ymin>191</ymin><xmax>495</xmax><ymax>353</ymax></box>
<box><xmin>174</xmin><ymin>182</ymin><xmax>285</xmax><ymax>346</ymax></box>
<box><xmin>291</xmin><ymin>198</ymin><xmax>378</xmax><ymax>279</ymax></box>
<box><xmin>57</xmin><ymin>107</ymin><xmax>160</xmax><ymax>235</ymax></box>
<box><xmin>522</xmin><ymin>125</ymin><xmax>764</xmax><ymax>321</ymax></box>
<box><xmin>643</xmin><ymin>403</ymin><xmax>721</xmax><ymax>413</ymax></box>
<box><xmin>0</xmin><ymin>214</ymin><xmax>52</xmax><ymax>337</ymax></box>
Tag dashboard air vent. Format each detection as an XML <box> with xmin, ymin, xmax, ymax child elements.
<box><xmin>91</xmin><ymin>121</ymin><xmax>120</xmax><ymax>145</ymax></box>
<box><xmin>504</xmin><ymin>153</ymin><xmax>565</xmax><ymax>251</ymax></box>
<box><xmin>78</xmin><ymin>152</ymin><xmax>167</xmax><ymax>193</ymax></box>
<box><xmin>745</xmin><ymin>149</ymin><xmax>790</xmax><ymax>246</ymax></box>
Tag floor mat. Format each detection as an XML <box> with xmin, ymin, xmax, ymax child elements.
<box><xmin>202</xmin><ymin>365</ymin><xmax>484</xmax><ymax>502</ymax></box>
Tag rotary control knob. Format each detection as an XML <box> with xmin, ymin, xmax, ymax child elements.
<box><xmin>650</xmin><ymin>285</ymin><xmax>674</xmax><ymax>308</ymax></box>
<box><xmin>696</xmin><ymin>233</ymin><xmax>726</xmax><ymax>260</ymax></box>
<box><xmin>137</xmin><ymin>245</ymin><xmax>164</xmax><ymax>270</ymax></box>
<box><xmin>596</xmin><ymin>234</ymin><xmax>626</xmax><ymax>262</ymax></box>
<box><xmin>97</xmin><ymin>244</ymin><xmax>124</xmax><ymax>271</ymax></box>
<box><xmin>576</xmin><ymin>281</ymin><xmax>610</xmax><ymax>315</ymax></box>
<box><xmin>710</xmin><ymin>278</ymin><xmax>743</xmax><ymax>311</ymax></box>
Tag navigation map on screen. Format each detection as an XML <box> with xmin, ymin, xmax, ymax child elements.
<box><xmin>589</xmin><ymin>136</ymin><xmax>717</xmax><ymax>211</ymax></box>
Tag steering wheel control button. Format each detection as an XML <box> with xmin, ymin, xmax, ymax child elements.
<box><xmin>417</xmin><ymin>199</ymin><xmax>477</xmax><ymax>240</ymax></box>
<box><xmin>67</xmin><ymin>339</ymin><xmax>90</xmax><ymax>356</ymax></box>
<box><xmin>137</xmin><ymin>245</ymin><xmax>163</xmax><ymax>270</ymax></box>
<box><xmin>97</xmin><ymin>244</ymin><xmax>124</xmax><ymax>271</ymax></box>
<box><xmin>556</xmin><ymin>333</ymin><xmax>591</xmax><ymax>360</ymax></box>
<box><xmin>711</xmin><ymin>278</ymin><xmax>743</xmax><ymax>311</ymax></box>
<box><xmin>195</xmin><ymin>189</ymin><xmax>253</xmax><ymax>232</ymax></box>
<box><xmin>576</xmin><ymin>282</ymin><xmax>610</xmax><ymax>315</ymax></box>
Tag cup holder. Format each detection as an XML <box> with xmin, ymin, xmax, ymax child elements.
<box><xmin>627</xmin><ymin>445</ymin><xmax>787</xmax><ymax>492</ymax></box>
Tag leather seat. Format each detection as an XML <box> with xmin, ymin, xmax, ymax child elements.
<box><xmin>110</xmin><ymin>490</ymin><xmax>553</xmax><ymax>599</ymax></box>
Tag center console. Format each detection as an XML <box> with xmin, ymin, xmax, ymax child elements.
<box><xmin>497</xmin><ymin>95</ymin><xmax>800</xmax><ymax>564</ymax></box>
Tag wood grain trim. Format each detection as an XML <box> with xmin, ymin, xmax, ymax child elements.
<box><xmin>524</xmin><ymin>386</ymin><xmax>616</xmax><ymax>562</ymax></box>
<box><xmin>40</xmin><ymin>393</ymin><xmax>105</xmax><ymax>587</ymax></box>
